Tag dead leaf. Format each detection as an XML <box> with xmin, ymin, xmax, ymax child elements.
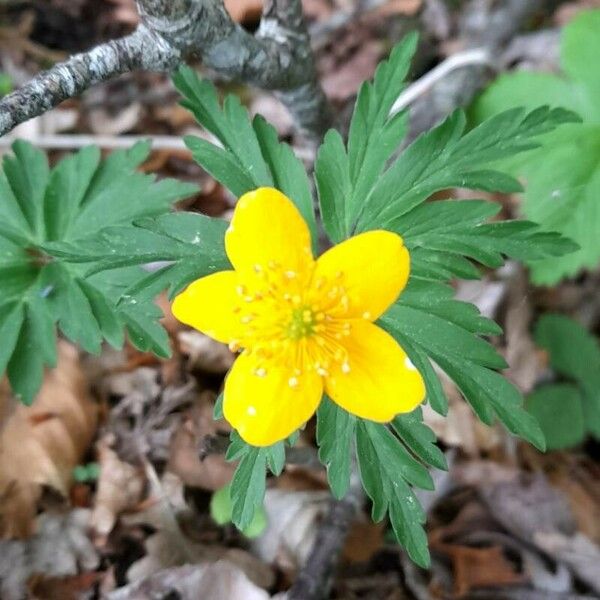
<box><xmin>252</xmin><ymin>489</ymin><xmax>330</xmax><ymax>571</ymax></box>
<box><xmin>178</xmin><ymin>330</ymin><xmax>235</xmax><ymax>374</ymax></box>
<box><xmin>322</xmin><ymin>41</ymin><xmax>382</xmax><ymax>102</ymax></box>
<box><xmin>90</xmin><ymin>438</ymin><xmax>146</xmax><ymax>542</ymax></box>
<box><xmin>167</xmin><ymin>391</ymin><xmax>235</xmax><ymax>491</ymax></box>
<box><xmin>109</xmin><ymin>561</ymin><xmax>271</xmax><ymax>600</ymax></box>
<box><xmin>123</xmin><ymin>471</ymin><xmax>274</xmax><ymax>589</ymax></box>
<box><xmin>224</xmin><ymin>0</ymin><xmax>263</xmax><ymax>24</ymax></box>
<box><xmin>433</xmin><ymin>543</ymin><xmax>524</xmax><ymax>595</ymax></box>
<box><xmin>533</xmin><ymin>532</ymin><xmax>600</xmax><ymax>594</ymax></box>
<box><xmin>0</xmin><ymin>509</ymin><xmax>99</xmax><ymax>600</ymax></box>
<box><xmin>0</xmin><ymin>342</ymin><xmax>98</xmax><ymax>538</ymax></box>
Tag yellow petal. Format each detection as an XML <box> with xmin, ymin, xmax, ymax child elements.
<box><xmin>325</xmin><ymin>320</ymin><xmax>425</xmax><ymax>421</ymax></box>
<box><xmin>313</xmin><ymin>230</ymin><xmax>409</xmax><ymax>320</ymax></box>
<box><xmin>225</xmin><ymin>187</ymin><xmax>314</xmax><ymax>276</ymax></box>
<box><xmin>224</xmin><ymin>352</ymin><xmax>323</xmax><ymax>446</ymax></box>
<box><xmin>172</xmin><ymin>270</ymin><xmax>241</xmax><ymax>344</ymax></box>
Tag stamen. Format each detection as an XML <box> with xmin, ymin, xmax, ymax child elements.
<box><xmin>362</xmin><ymin>311</ymin><xmax>372</xmax><ymax>320</ymax></box>
<box><xmin>341</xmin><ymin>361</ymin><xmax>351</xmax><ymax>374</ymax></box>
<box><xmin>247</xmin><ymin>406</ymin><xmax>257</xmax><ymax>416</ymax></box>
<box><xmin>254</xmin><ymin>367</ymin><xmax>267</xmax><ymax>377</ymax></box>
<box><xmin>285</xmin><ymin>270</ymin><xmax>297</xmax><ymax>279</ymax></box>
<box><xmin>241</xmin><ymin>315</ymin><xmax>253</xmax><ymax>324</ymax></box>
<box><xmin>229</xmin><ymin>341</ymin><xmax>240</xmax><ymax>352</ymax></box>
<box><xmin>288</xmin><ymin>376</ymin><xmax>299</xmax><ymax>388</ymax></box>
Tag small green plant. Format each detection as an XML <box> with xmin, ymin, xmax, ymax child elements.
<box><xmin>0</xmin><ymin>34</ymin><xmax>578</xmax><ymax>566</ymax></box>
<box><xmin>0</xmin><ymin>142</ymin><xmax>196</xmax><ymax>403</ymax></box>
<box><xmin>526</xmin><ymin>314</ymin><xmax>600</xmax><ymax>449</ymax></box>
<box><xmin>471</xmin><ymin>9</ymin><xmax>600</xmax><ymax>283</ymax></box>
<box><xmin>210</xmin><ymin>482</ymin><xmax>268</xmax><ymax>538</ymax></box>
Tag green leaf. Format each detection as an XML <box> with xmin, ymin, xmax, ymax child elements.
<box><xmin>315</xmin><ymin>130</ymin><xmax>351</xmax><ymax>243</ymax></box>
<box><xmin>357</xmin><ymin>106</ymin><xmax>577</xmax><ymax>232</ymax></box>
<box><xmin>356</xmin><ymin>421</ymin><xmax>430</xmax><ymax>567</ymax></box>
<box><xmin>0</xmin><ymin>141</ymin><xmax>194</xmax><ymax>403</ymax></box>
<box><xmin>392</xmin><ymin>407</ymin><xmax>447</xmax><ymax>471</ymax></box>
<box><xmin>210</xmin><ymin>483</ymin><xmax>268</xmax><ymax>538</ymax></box>
<box><xmin>316</xmin><ymin>397</ymin><xmax>356</xmax><ymax>499</ymax></box>
<box><xmin>534</xmin><ymin>313</ymin><xmax>600</xmax><ymax>438</ymax></box>
<box><xmin>525</xmin><ymin>384</ymin><xmax>585</xmax><ymax>450</ymax></box>
<box><xmin>174</xmin><ymin>66</ymin><xmax>272</xmax><ymax>193</ymax></box>
<box><xmin>265</xmin><ymin>442</ymin><xmax>286</xmax><ymax>476</ymax></box>
<box><xmin>315</xmin><ymin>36</ymin><xmax>416</xmax><ymax>240</ymax></box>
<box><xmin>470</xmin><ymin>9</ymin><xmax>600</xmax><ymax>282</ymax></box>
<box><xmin>230</xmin><ymin>446</ymin><xmax>268</xmax><ymax>531</ymax></box>
<box><xmin>381</xmin><ymin>289</ymin><xmax>546</xmax><ymax>451</ymax></box>
<box><xmin>252</xmin><ymin>115</ymin><xmax>318</xmax><ymax>248</ymax></box>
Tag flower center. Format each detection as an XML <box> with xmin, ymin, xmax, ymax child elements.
<box><xmin>287</xmin><ymin>307</ymin><xmax>320</xmax><ymax>340</ymax></box>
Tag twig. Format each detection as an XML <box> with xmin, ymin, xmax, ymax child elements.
<box><xmin>0</xmin><ymin>0</ymin><xmax>331</xmax><ymax>138</ymax></box>
<box><xmin>390</xmin><ymin>47</ymin><xmax>495</xmax><ymax>116</ymax></box>
<box><xmin>0</xmin><ymin>133</ymin><xmax>316</xmax><ymax>163</ymax></box>
<box><xmin>288</xmin><ymin>472</ymin><xmax>364</xmax><ymax>600</ymax></box>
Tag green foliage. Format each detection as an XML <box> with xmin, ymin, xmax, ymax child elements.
<box><xmin>356</xmin><ymin>420</ymin><xmax>431</xmax><ymax>567</ymax></box>
<box><xmin>0</xmin><ymin>73</ymin><xmax>12</xmax><ymax>96</ymax></box>
<box><xmin>471</xmin><ymin>9</ymin><xmax>600</xmax><ymax>283</ymax></box>
<box><xmin>526</xmin><ymin>385</ymin><xmax>585</xmax><ymax>450</ymax></box>
<box><xmin>173</xmin><ymin>66</ymin><xmax>318</xmax><ymax>248</ymax></box>
<box><xmin>225</xmin><ymin>432</ymin><xmax>286</xmax><ymax>530</ymax></box>
<box><xmin>316</xmin><ymin>397</ymin><xmax>356</xmax><ymax>499</ymax></box>
<box><xmin>72</xmin><ymin>462</ymin><xmax>101</xmax><ymax>483</ymax></box>
<box><xmin>0</xmin><ymin>33</ymin><xmax>583</xmax><ymax>567</ymax></box>
<box><xmin>532</xmin><ymin>314</ymin><xmax>600</xmax><ymax>441</ymax></box>
<box><xmin>210</xmin><ymin>483</ymin><xmax>268</xmax><ymax>538</ymax></box>
<box><xmin>0</xmin><ymin>141</ymin><xmax>195</xmax><ymax>403</ymax></box>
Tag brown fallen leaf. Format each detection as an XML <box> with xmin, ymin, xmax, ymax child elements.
<box><xmin>0</xmin><ymin>342</ymin><xmax>98</xmax><ymax>538</ymax></box>
<box><xmin>167</xmin><ymin>391</ymin><xmax>235</xmax><ymax>491</ymax></box>
<box><xmin>0</xmin><ymin>509</ymin><xmax>99</xmax><ymax>600</ymax></box>
<box><xmin>90</xmin><ymin>438</ymin><xmax>146</xmax><ymax>542</ymax></box>
<box><xmin>434</xmin><ymin>543</ymin><xmax>525</xmax><ymax>595</ymax></box>
<box><xmin>109</xmin><ymin>561</ymin><xmax>271</xmax><ymax>600</ymax></box>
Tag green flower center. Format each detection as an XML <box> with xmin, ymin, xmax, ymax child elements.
<box><xmin>287</xmin><ymin>307</ymin><xmax>317</xmax><ymax>340</ymax></box>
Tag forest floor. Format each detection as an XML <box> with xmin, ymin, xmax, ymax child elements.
<box><xmin>1</xmin><ymin>0</ymin><xmax>600</xmax><ymax>599</ymax></box>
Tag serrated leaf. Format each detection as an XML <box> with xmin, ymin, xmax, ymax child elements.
<box><xmin>0</xmin><ymin>141</ymin><xmax>194</xmax><ymax>403</ymax></box>
<box><xmin>174</xmin><ymin>66</ymin><xmax>272</xmax><ymax>194</ymax></box>
<box><xmin>392</xmin><ymin>407</ymin><xmax>447</xmax><ymax>471</ymax></box>
<box><xmin>230</xmin><ymin>446</ymin><xmax>267</xmax><ymax>531</ymax></box>
<box><xmin>470</xmin><ymin>9</ymin><xmax>600</xmax><ymax>282</ymax></box>
<box><xmin>355</xmin><ymin>421</ymin><xmax>430</xmax><ymax>567</ymax></box>
<box><xmin>526</xmin><ymin>384</ymin><xmax>585</xmax><ymax>450</ymax></box>
<box><xmin>316</xmin><ymin>397</ymin><xmax>356</xmax><ymax>499</ymax></box>
<box><xmin>252</xmin><ymin>115</ymin><xmax>318</xmax><ymax>248</ymax></box>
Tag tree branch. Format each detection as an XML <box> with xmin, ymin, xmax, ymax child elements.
<box><xmin>0</xmin><ymin>0</ymin><xmax>332</xmax><ymax>138</ymax></box>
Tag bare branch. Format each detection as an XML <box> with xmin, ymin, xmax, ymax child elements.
<box><xmin>0</xmin><ymin>0</ymin><xmax>331</xmax><ymax>138</ymax></box>
<box><xmin>0</xmin><ymin>26</ymin><xmax>178</xmax><ymax>137</ymax></box>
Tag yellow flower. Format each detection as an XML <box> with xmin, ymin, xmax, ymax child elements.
<box><xmin>172</xmin><ymin>187</ymin><xmax>425</xmax><ymax>446</ymax></box>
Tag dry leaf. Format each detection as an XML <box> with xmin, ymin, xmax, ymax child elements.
<box><xmin>109</xmin><ymin>561</ymin><xmax>271</xmax><ymax>600</ymax></box>
<box><xmin>252</xmin><ymin>489</ymin><xmax>330</xmax><ymax>571</ymax></box>
<box><xmin>167</xmin><ymin>392</ymin><xmax>235</xmax><ymax>491</ymax></box>
<box><xmin>123</xmin><ymin>471</ymin><xmax>274</xmax><ymax>589</ymax></box>
<box><xmin>90</xmin><ymin>438</ymin><xmax>146</xmax><ymax>541</ymax></box>
<box><xmin>178</xmin><ymin>330</ymin><xmax>235</xmax><ymax>374</ymax></box>
<box><xmin>0</xmin><ymin>509</ymin><xmax>98</xmax><ymax>600</ymax></box>
<box><xmin>0</xmin><ymin>342</ymin><xmax>98</xmax><ymax>538</ymax></box>
<box><xmin>437</xmin><ymin>544</ymin><xmax>524</xmax><ymax>595</ymax></box>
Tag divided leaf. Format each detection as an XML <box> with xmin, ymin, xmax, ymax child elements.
<box><xmin>356</xmin><ymin>421</ymin><xmax>431</xmax><ymax>567</ymax></box>
<box><xmin>470</xmin><ymin>9</ymin><xmax>600</xmax><ymax>282</ymax></box>
<box><xmin>173</xmin><ymin>66</ymin><xmax>318</xmax><ymax>245</ymax></box>
<box><xmin>0</xmin><ymin>141</ymin><xmax>195</xmax><ymax>403</ymax></box>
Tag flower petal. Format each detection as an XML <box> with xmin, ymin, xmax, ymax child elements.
<box><xmin>224</xmin><ymin>352</ymin><xmax>323</xmax><ymax>446</ymax></box>
<box><xmin>313</xmin><ymin>230</ymin><xmax>409</xmax><ymax>320</ymax></box>
<box><xmin>225</xmin><ymin>187</ymin><xmax>314</xmax><ymax>276</ymax></box>
<box><xmin>325</xmin><ymin>320</ymin><xmax>425</xmax><ymax>421</ymax></box>
<box><xmin>172</xmin><ymin>270</ymin><xmax>241</xmax><ymax>344</ymax></box>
